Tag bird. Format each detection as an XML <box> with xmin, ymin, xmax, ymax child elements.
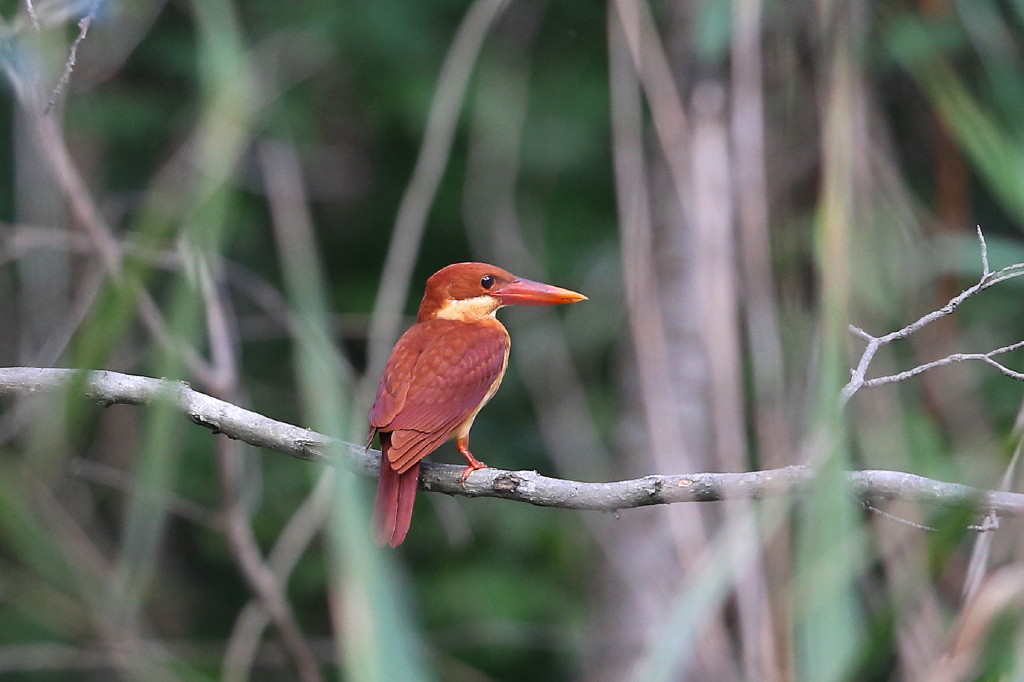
<box><xmin>368</xmin><ymin>262</ymin><xmax>587</xmax><ymax>547</ymax></box>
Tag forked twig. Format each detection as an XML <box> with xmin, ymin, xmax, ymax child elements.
<box><xmin>842</xmin><ymin>227</ymin><xmax>1024</xmax><ymax>405</ymax></box>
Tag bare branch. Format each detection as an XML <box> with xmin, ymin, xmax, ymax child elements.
<box><xmin>232</xmin><ymin>142</ymin><xmax>321</xmax><ymax>682</ymax></box>
<box><xmin>46</xmin><ymin>3</ymin><xmax>98</xmax><ymax>113</ymax></box>
<box><xmin>848</xmin><ymin>325</ymin><xmax>873</xmax><ymax>342</ymax></box>
<box><xmin>861</xmin><ymin>340</ymin><xmax>1024</xmax><ymax>388</ymax></box>
<box><xmin>842</xmin><ymin>229</ymin><xmax>1024</xmax><ymax>404</ymax></box>
<box><xmin>224</xmin><ymin>472</ymin><xmax>333</xmax><ymax>682</ymax></box>
<box><xmin>0</xmin><ymin>367</ymin><xmax>335</xmax><ymax>463</ymax></box>
<box><xmin>3</xmin><ymin>367</ymin><xmax>1024</xmax><ymax>518</ymax></box>
<box><xmin>13</xmin><ymin>95</ymin><xmax>215</xmax><ymax>379</ymax></box>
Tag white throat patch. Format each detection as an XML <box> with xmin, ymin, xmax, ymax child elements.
<box><xmin>434</xmin><ymin>295</ymin><xmax>500</xmax><ymax>321</ymax></box>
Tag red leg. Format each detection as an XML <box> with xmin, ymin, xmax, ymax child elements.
<box><xmin>456</xmin><ymin>435</ymin><xmax>488</xmax><ymax>483</ymax></box>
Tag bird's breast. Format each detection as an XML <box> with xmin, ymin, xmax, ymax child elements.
<box><xmin>452</xmin><ymin>321</ymin><xmax>510</xmax><ymax>440</ymax></box>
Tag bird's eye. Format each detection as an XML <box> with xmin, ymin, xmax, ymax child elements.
<box><xmin>480</xmin><ymin>275</ymin><xmax>495</xmax><ymax>289</ymax></box>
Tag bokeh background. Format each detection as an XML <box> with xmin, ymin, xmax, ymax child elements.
<box><xmin>2</xmin><ymin>0</ymin><xmax>1024</xmax><ymax>679</ymax></box>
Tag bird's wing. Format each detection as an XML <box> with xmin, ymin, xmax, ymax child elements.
<box><xmin>369</xmin><ymin>320</ymin><xmax>508</xmax><ymax>471</ymax></box>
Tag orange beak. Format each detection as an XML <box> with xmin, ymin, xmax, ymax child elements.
<box><xmin>492</xmin><ymin>278</ymin><xmax>587</xmax><ymax>306</ymax></box>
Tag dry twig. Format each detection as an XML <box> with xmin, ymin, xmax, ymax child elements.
<box><xmin>23</xmin><ymin>0</ymin><xmax>40</xmax><ymax>31</ymax></box>
<box><xmin>842</xmin><ymin>227</ymin><xmax>1024</xmax><ymax>405</ymax></box>
<box><xmin>46</xmin><ymin>3</ymin><xmax>98</xmax><ymax>113</ymax></box>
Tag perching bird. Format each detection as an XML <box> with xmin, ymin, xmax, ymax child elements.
<box><xmin>368</xmin><ymin>262</ymin><xmax>586</xmax><ymax>547</ymax></box>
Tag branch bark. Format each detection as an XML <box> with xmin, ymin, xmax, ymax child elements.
<box><xmin>2</xmin><ymin>366</ymin><xmax>1023</xmax><ymax>517</ymax></box>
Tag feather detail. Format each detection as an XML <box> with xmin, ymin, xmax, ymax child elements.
<box><xmin>371</xmin><ymin>432</ymin><xmax>421</xmax><ymax>547</ymax></box>
<box><xmin>368</xmin><ymin>319</ymin><xmax>509</xmax><ymax>546</ymax></box>
<box><xmin>370</xmin><ymin>319</ymin><xmax>509</xmax><ymax>471</ymax></box>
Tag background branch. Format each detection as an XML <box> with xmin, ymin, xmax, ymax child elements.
<box><xmin>842</xmin><ymin>228</ymin><xmax>1024</xmax><ymax>404</ymax></box>
<box><xmin>3</xmin><ymin>366</ymin><xmax>1021</xmax><ymax>517</ymax></box>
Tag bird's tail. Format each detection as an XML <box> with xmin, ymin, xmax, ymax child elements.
<box><xmin>371</xmin><ymin>432</ymin><xmax>420</xmax><ymax>547</ymax></box>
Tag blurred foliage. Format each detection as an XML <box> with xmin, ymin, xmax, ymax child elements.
<box><xmin>1</xmin><ymin>0</ymin><xmax>1024</xmax><ymax>680</ymax></box>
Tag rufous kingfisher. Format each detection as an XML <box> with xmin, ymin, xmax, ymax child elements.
<box><xmin>368</xmin><ymin>262</ymin><xmax>586</xmax><ymax>547</ymax></box>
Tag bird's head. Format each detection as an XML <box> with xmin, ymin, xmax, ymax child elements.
<box><xmin>417</xmin><ymin>262</ymin><xmax>587</xmax><ymax>322</ymax></box>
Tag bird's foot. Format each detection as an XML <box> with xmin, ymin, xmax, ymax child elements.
<box><xmin>459</xmin><ymin>460</ymin><xmax>488</xmax><ymax>484</ymax></box>
<box><xmin>456</xmin><ymin>438</ymin><xmax>487</xmax><ymax>485</ymax></box>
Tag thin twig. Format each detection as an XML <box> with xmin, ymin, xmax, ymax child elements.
<box><xmin>860</xmin><ymin>340</ymin><xmax>1024</xmax><ymax>388</ymax></box>
<box><xmin>189</xmin><ymin>239</ymin><xmax>321</xmax><ymax>682</ymax></box>
<box><xmin>0</xmin><ymin>224</ymin><xmax>363</xmax><ymax>365</ymax></box>
<box><xmin>977</xmin><ymin>226</ymin><xmax>990</xmax><ymax>276</ymax></box>
<box><xmin>3</xmin><ymin>367</ymin><xmax>1024</xmax><ymax>517</ymax></box>
<box><xmin>24</xmin><ymin>0</ymin><xmax>40</xmax><ymax>32</ymax></box>
<box><xmin>223</xmin><ymin>471</ymin><xmax>334</xmax><ymax>682</ymax></box>
<box><xmin>227</xmin><ymin>141</ymin><xmax>323</xmax><ymax>682</ymax></box>
<box><xmin>962</xmin><ymin>427</ymin><xmax>1024</xmax><ymax>602</ymax></box>
<box><xmin>842</xmin><ymin>228</ymin><xmax>1024</xmax><ymax>404</ymax></box>
<box><xmin>216</xmin><ymin>440</ymin><xmax>322</xmax><ymax>682</ymax></box>
<box><xmin>15</xmin><ymin>100</ymin><xmax>214</xmax><ymax>379</ymax></box>
<box><xmin>20</xmin><ymin>469</ymin><xmax>182</xmax><ymax>681</ymax></box>
<box><xmin>46</xmin><ymin>3</ymin><xmax>98</xmax><ymax>113</ymax></box>
<box><xmin>965</xmin><ymin>512</ymin><xmax>999</xmax><ymax>534</ymax></box>
<box><xmin>861</xmin><ymin>500</ymin><xmax>936</xmax><ymax>532</ymax></box>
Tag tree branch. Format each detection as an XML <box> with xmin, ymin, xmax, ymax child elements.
<box><xmin>2</xmin><ymin>367</ymin><xmax>1022</xmax><ymax>518</ymax></box>
<box><xmin>841</xmin><ymin>227</ymin><xmax>1024</xmax><ymax>405</ymax></box>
